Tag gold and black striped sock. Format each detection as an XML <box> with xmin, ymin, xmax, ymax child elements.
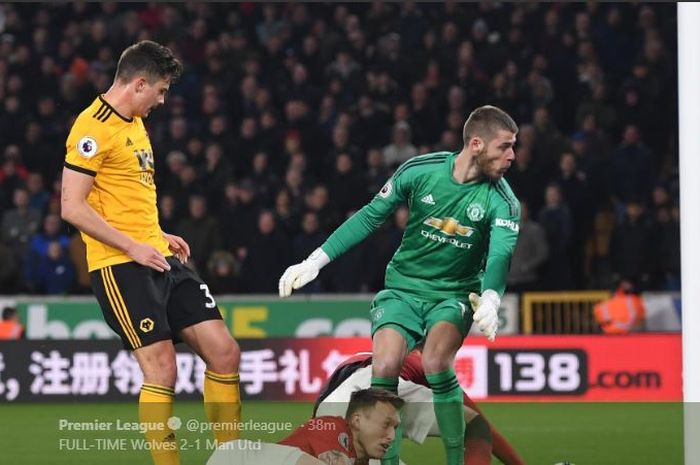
<box><xmin>139</xmin><ymin>383</ymin><xmax>179</xmax><ymax>465</ymax></box>
<box><xmin>203</xmin><ymin>370</ymin><xmax>241</xmax><ymax>444</ymax></box>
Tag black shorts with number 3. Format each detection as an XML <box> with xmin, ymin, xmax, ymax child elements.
<box><xmin>90</xmin><ymin>256</ymin><xmax>222</xmax><ymax>350</ymax></box>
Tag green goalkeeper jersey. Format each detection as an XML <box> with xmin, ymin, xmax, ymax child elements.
<box><xmin>320</xmin><ymin>151</ymin><xmax>520</xmax><ymax>301</ymax></box>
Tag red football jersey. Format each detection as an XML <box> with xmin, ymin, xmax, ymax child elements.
<box><xmin>278</xmin><ymin>416</ymin><xmax>356</xmax><ymax>459</ymax></box>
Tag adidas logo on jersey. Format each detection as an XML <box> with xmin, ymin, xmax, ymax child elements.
<box><xmin>126</xmin><ymin>137</ymin><xmax>133</xmax><ymax>146</ymax></box>
<box><xmin>421</xmin><ymin>194</ymin><xmax>436</xmax><ymax>205</ymax></box>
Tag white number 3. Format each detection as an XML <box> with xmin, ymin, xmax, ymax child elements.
<box><xmin>200</xmin><ymin>284</ymin><xmax>216</xmax><ymax>309</ymax></box>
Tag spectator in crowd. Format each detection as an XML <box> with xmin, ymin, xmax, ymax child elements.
<box><xmin>505</xmin><ymin>143</ymin><xmax>546</xmax><ymax>215</ymax></box>
<box><xmin>158</xmin><ymin>116</ymin><xmax>190</xmax><ymax>176</ymax></box>
<box><xmin>27</xmin><ymin>240</ymin><xmax>75</xmax><ymax>294</ymax></box>
<box><xmin>206</xmin><ymin>250</ymin><xmax>240</xmax><ymax>295</ymax></box>
<box><xmin>611</xmin><ymin>124</ymin><xmax>654</xmax><ymax>207</ymax></box>
<box><xmin>161</xmin><ymin>150</ymin><xmax>188</xmax><ymax>193</ymax></box>
<box><xmin>172</xmin><ymin>163</ymin><xmax>203</xmax><ymax>209</ymax></box>
<box><xmin>283</xmin><ymin>167</ymin><xmax>306</xmax><ymax>210</ymax></box>
<box><xmin>304</xmin><ymin>184</ymin><xmax>339</xmax><ymax>233</ymax></box>
<box><xmin>507</xmin><ymin>200</ymin><xmax>549</xmax><ymax>292</ymax></box>
<box><xmin>328</xmin><ymin>124</ymin><xmax>362</xmax><ymax>169</ymax></box>
<box><xmin>25</xmin><ymin>172</ymin><xmax>50</xmax><ymax>214</ymax></box>
<box><xmin>207</xmin><ymin>114</ymin><xmax>236</xmax><ymax>159</ymax></box>
<box><xmin>186</xmin><ymin>136</ymin><xmax>206</xmax><ymax>168</ymax></box>
<box><xmin>365</xmin><ymin>148</ymin><xmax>390</xmax><ymax>199</ymax></box>
<box><xmin>24</xmin><ymin>213</ymin><xmax>70</xmax><ymax>291</ymax></box>
<box><xmin>610</xmin><ymin>199</ymin><xmax>654</xmax><ymax>289</ymax></box>
<box><xmin>532</xmin><ymin>106</ymin><xmax>568</xmax><ymax>176</ymax></box>
<box><xmin>1</xmin><ymin>187</ymin><xmax>42</xmax><ymax>258</ymax></box>
<box><xmin>219</xmin><ymin>180</ymin><xmax>259</xmax><ymax>257</ymax></box>
<box><xmin>329</xmin><ymin>153</ymin><xmax>366</xmax><ymax>218</ymax></box>
<box><xmin>651</xmin><ymin>183</ymin><xmax>672</xmax><ymax>216</ymax></box>
<box><xmin>291</xmin><ymin>211</ymin><xmax>327</xmax><ymax>294</ymax></box>
<box><xmin>383</xmin><ymin>121</ymin><xmax>418</xmax><ymax>168</ymax></box>
<box><xmin>200</xmin><ymin>142</ymin><xmax>233</xmax><ymax>211</ymax></box>
<box><xmin>274</xmin><ymin>187</ymin><xmax>301</xmax><ymax>238</ymax></box>
<box><xmin>240</xmin><ymin>210</ymin><xmax>291</xmax><ymax>293</ymax></box>
<box><xmin>293</xmin><ymin>211</ymin><xmax>327</xmax><ymax>263</ymax></box>
<box><xmin>555</xmin><ymin>151</ymin><xmax>592</xmax><ymax>287</ymax></box>
<box><xmin>355</xmin><ymin>95</ymin><xmax>391</xmax><ymax>150</ymax></box>
<box><xmin>157</xmin><ymin>193</ymin><xmax>180</xmax><ymax>234</ymax></box>
<box><xmin>176</xmin><ymin>194</ymin><xmax>223</xmax><ymax>278</ymax></box>
<box><xmin>234</xmin><ymin>116</ymin><xmax>261</xmax><ymax>174</ymax></box>
<box><xmin>0</xmin><ymin>146</ymin><xmax>29</xmax><ymax>211</ymax></box>
<box><xmin>409</xmin><ymin>82</ymin><xmax>440</xmax><ymax>146</ymax></box>
<box><xmin>21</xmin><ymin>121</ymin><xmax>61</xmax><ymax>185</ymax></box>
<box><xmin>539</xmin><ymin>183</ymin><xmax>574</xmax><ymax>290</ymax></box>
<box><xmin>250</xmin><ymin>152</ymin><xmax>279</xmax><ymax>206</ymax></box>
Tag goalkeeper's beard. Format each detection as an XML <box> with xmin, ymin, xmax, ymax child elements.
<box><xmin>475</xmin><ymin>147</ymin><xmax>501</xmax><ymax>181</ymax></box>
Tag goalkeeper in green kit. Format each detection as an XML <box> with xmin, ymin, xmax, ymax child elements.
<box><xmin>279</xmin><ymin>105</ymin><xmax>520</xmax><ymax>465</ymax></box>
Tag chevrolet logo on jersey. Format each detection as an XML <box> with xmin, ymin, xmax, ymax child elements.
<box><xmin>423</xmin><ymin>217</ymin><xmax>475</xmax><ymax>237</ymax></box>
<box><xmin>421</xmin><ymin>217</ymin><xmax>475</xmax><ymax>249</ymax></box>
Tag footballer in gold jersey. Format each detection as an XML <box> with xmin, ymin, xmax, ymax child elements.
<box><xmin>65</xmin><ymin>94</ymin><xmax>169</xmax><ymax>271</ymax></box>
<box><xmin>61</xmin><ymin>41</ymin><xmax>241</xmax><ymax>465</ymax></box>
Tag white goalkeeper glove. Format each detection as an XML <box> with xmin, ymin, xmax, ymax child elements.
<box><xmin>278</xmin><ymin>248</ymin><xmax>330</xmax><ymax>297</ymax></box>
<box><xmin>469</xmin><ymin>289</ymin><xmax>500</xmax><ymax>341</ymax></box>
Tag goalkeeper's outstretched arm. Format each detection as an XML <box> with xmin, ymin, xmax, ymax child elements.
<box><xmin>279</xmin><ymin>175</ymin><xmax>408</xmax><ymax>297</ymax></box>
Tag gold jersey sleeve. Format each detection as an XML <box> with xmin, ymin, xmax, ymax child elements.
<box><xmin>65</xmin><ymin>96</ymin><xmax>170</xmax><ymax>271</ymax></box>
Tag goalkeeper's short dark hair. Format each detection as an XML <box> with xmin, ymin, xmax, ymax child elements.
<box><xmin>115</xmin><ymin>40</ymin><xmax>182</xmax><ymax>84</ymax></box>
<box><xmin>345</xmin><ymin>388</ymin><xmax>405</xmax><ymax>421</ymax></box>
<box><xmin>462</xmin><ymin>105</ymin><xmax>518</xmax><ymax>145</ymax></box>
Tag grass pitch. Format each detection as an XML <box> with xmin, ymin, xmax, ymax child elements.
<box><xmin>0</xmin><ymin>401</ymin><xmax>683</xmax><ymax>465</ymax></box>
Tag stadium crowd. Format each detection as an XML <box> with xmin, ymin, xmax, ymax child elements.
<box><xmin>0</xmin><ymin>2</ymin><xmax>680</xmax><ymax>295</ymax></box>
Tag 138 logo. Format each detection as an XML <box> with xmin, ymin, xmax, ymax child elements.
<box><xmin>488</xmin><ymin>349</ymin><xmax>588</xmax><ymax>395</ymax></box>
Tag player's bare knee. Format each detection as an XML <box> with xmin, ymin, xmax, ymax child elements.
<box><xmin>207</xmin><ymin>337</ymin><xmax>240</xmax><ymax>373</ymax></box>
<box><xmin>421</xmin><ymin>353</ymin><xmax>452</xmax><ymax>375</ymax></box>
<box><xmin>135</xmin><ymin>342</ymin><xmax>178</xmax><ymax>387</ymax></box>
<box><xmin>142</xmin><ymin>356</ymin><xmax>177</xmax><ymax>387</ymax></box>
<box><xmin>372</xmin><ymin>355</ymin><xmax>403</xmax><ymax>378</ymax></box>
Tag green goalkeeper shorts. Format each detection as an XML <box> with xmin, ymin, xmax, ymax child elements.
<box><xmin>369</xmin><ymin>289</ymin><xmax>475</xmax><ymax>351</ymax></box>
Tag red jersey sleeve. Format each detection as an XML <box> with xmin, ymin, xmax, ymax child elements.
<box><xmin>278</xmin><ymin>417</ymin><xmax>356</xmax><ymax>459</ymax></box>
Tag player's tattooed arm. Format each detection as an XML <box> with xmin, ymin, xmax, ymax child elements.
<box><xmin>317</xmin><ymin>450</ymin><xmax>354</xmax><ymax>465</ymax></box>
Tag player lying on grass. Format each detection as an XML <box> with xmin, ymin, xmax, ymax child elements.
<box><xmin>314</xmin><ymin>351</ymin><xmax>527</xmax><ymax>465</ymax></box>
<box><xmin>207</xmin><ymin>388</ymin><xmax>403</xmax><ymax>465</ymax></box>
